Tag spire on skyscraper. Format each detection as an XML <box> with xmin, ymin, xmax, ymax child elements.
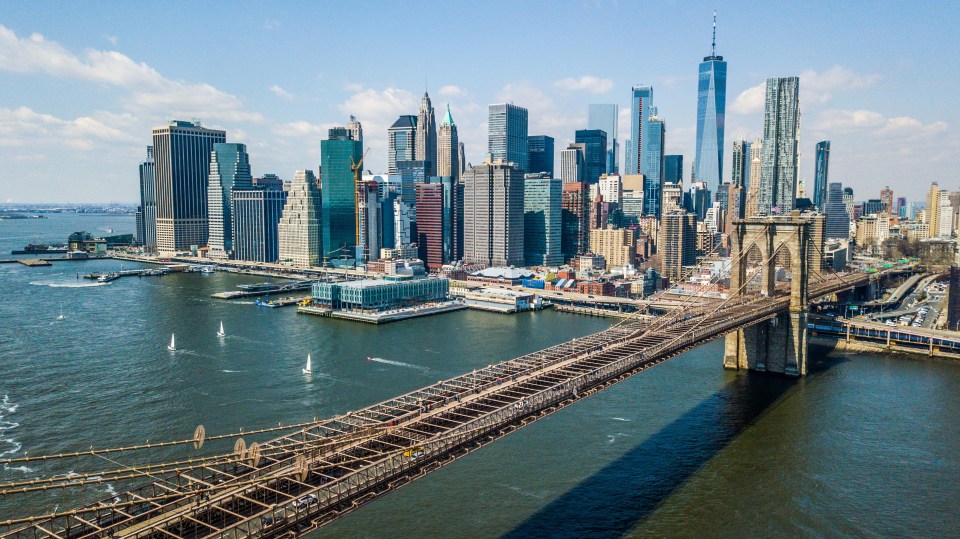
<box><xmin>711</xmin><ymin>9</ymin><xmax>717</xmax><ymax>57</ymax></box>
<box><xmin>442</xmin><ymin>102</ymin><xmax>455</xmax><ymax>126</ymax></box>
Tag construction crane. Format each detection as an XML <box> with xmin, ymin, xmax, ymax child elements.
<box><xmin>351</xmin><ymin>147</ymin><xmax>371</xmax><ymax>261</ymax></box>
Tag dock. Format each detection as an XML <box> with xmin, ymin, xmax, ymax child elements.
<box><xmin>17</xmin><ymin>258</ymin><xmax>53</xmax><ymax>267</ymax></box>
<box><xmin>211</xmin><ymin>281</ymin><xmax>313</xmax><ymax>300</ymax></box>
<box><xmin>551</xmin><ymin>304</ymin><xmax>644</xmax><ymax>319</ymax></box>
<box><xmin>297</xmin><ymin>301</ymin><xmax>467</xmax><ymax>324</ymax></box>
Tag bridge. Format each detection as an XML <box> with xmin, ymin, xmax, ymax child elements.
<box><xmin>1</xmin><ymin>216</ymin><xmax>889</xmax><ymax>538</ymax></box>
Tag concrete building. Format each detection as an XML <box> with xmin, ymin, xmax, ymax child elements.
<box><xmin>437</xmin><ymin>103</ymin><xmax>459</xmax><ymax>181</ymax></box>
<box><xmin>137</xmin><ymin>146</ymin><xmax>156</xmax><ymax>252</ymax></box>
<box><xmin>744</xmin><ymin>139</ymin><xmax>763</xmax><ymax>217</ymax></box>
<box><xmin>416</xmin><ymin>182</ymin><xmax>444</xmax><ymax>271</ymax></box>
<box><xmin>207</xmin><ymin>143</ymin><xmax>253</xmax><ymax>259</ymax></box>
<box><xmin>527</xmin><ymin>135</ymin><xmax>555</xmax><ymax>177</ymax></box>
<box><xmin>152</xmin><ymin>120</ymin><xmax>226</xmax><ymax>253</ymax></box>
<box><xmin>462</xmin><ymin>160</ymin><xmax>525</xmax><ymax>267</ymax></box>
<box><xmin>277</xmin><ymin>170</ymin><xmax>322</xmax><ymax>267</ymax></box>
<box><xmin>488</xmin><ymin>103</ymin><xmax>529</xmax><ymax>173</ymax></box>
<box><xmin>231</xmin><ymin>186</ymin><xmax>286</xmax><ymax>263</ymax></box>
<box><xmin>560</xmin><ymin>144</ymin><xmax>585</xmax><ymax>183</ymax></box>
<box><xmin>357</xmin><ymin>180</ymin><xmax>381</xmax><ymax>263</ymax></box>
<box><xmin>757</xmin><ymin>77</ymin><xmax>801</xmax><ymax>215</ymax></box>
<box><xmin>855</xmin><ymin>214</ymin><xmax>890</xmax><ymax>254</ymax></box>
<box><xmin>415</xmin><ymin>92</ymin><xmax>437</xmax><ymax>176</ymax></box>
<box><xmin>589</xmin><ymin>226</ymin><xmax>636</xmax><ymax>270</ymax></box>
<box><xmin>730</xmin><ymin>138</ymin><xmax>750</xmax><ymax>190</ymax></box>
<box><xmin>659</xmin><ymin>209</ymin><xmax>697</xmax><ymax>282</ymax></box>
<box><xmin>598</xmin><ymin>174</ymin><xmax>622</xmax><ymax>205</ymax></box>
<box><xmin>524</xmin><ymin>177</ymin><xmax>563</xmax><ymax>266</ymax></box>
<box><xmin>562</xmin><ymin>181</ymin><xmax>590</xmax><ymax>261</ymax></box>
<box><xmin>387</xmin><ymin>115</ymin><xmax>417</xmax><ymax>174</ymax></box>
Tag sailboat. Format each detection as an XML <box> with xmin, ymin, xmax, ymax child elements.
<box><xmin>302</xmin><ymin>354</ymin><xmax>312</xmax><ymax>374</ymax></box>
<box><xmin>167</xmin><ymin>333</ymin><xmax>177</xmax><ymax>352</ymax></box>
<box><xmin>57</xmin><ymin>304</ymin><xmax>65</xmax><ymax>321</ymax></box>
<box><xmin>217</xmin><ymin>321</ymin><xmax>225</xmax><ymax>337</ymax></box>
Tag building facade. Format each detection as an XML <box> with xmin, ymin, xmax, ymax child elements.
<box><xmin>527</xmin><ymin>135</ymin><xmax>555</xmax><ymax>177</ymax></box>
<box><xmin>561</xmin><ymin>181</ymin><xmax>589</xmax><ymax>260</ymax></box>
<box><xmin>277</xmin><ymin>170</ymin><xmax>322</xmax><ymax>267</ymax></box>
<box><xmin>627</xmin><ymin>86</ymin><xmax>652</xmax><ymax>175</ymax></box>
<box><xmin>757</xmin><ymin>77</ymin><xmax>801</xmax><ymax>215</ymax></box>
<box><xmin>321</xmin><ymin>128</ymin><xmax>363</xmax><ymax>261</ymax></box>
<box><xmin>437</xmin><ymin>104</ymin><xmax>460</xmax><ymax>181</ymax></box>
<box><xmin>694</xmin><ymin>13</ymin><xmax>726</xmax><ymax>189</ymax></box>
<box><xmin>488</xmin><ymin>104</ymin><xmax>529</xmax><ymax>172</ymax></box>
<box><xmin>207</xmin><ymin>143</ymin><xmax>253</xmax><ymax>259</ymax></box>
<box><xmin>643</xmin><ymin>112</ymin><xmax>665</xmax><ymax>218</ymax></box>
<box><xmin>560</xmin><ymin>144</ymin><xmax>585</xmax><ymax>183</ymax></box>
<box><xmin>659</xmin><ymin>209</ymin><xmax>697</xmax><ymax>282</ymax></box>
<box><xmin>730</xmin><ymin>139</ymin><xmax>750</xmax><ymax>190</ymax></box>
<box><xmin>387</xmin><ymin>115</ymin><xmax>417</xmax><ymax>174</ymax></box>
<box><xmin>415</xmin><ymin>182</ymin><xmax>444</xmax><ymax>271</ymax></box>
<box><xmin>152</xmin><ymin>120</ymin><xmax>226</xmax><ymax>253</ymax></box>
<box><xmin>664</xmin><ymin>154</ymin><xmax>684</xmax><ymax>185</ymax></box>
<box><xmin>824</xmin><ymin>182</ymin><xmax>850</xmax><ymax>240</ymax></box>
<box><xmin>231</xmin><ymin>186</ymin><xmax>286</xmax><ymax>263</ymax></box>
<box><xmin>813</xmin><ymin>140</ymin><xmax>831</xmax><ymax>209</ymax></box>
<box><xmin>462</xmin><ymin>160</ymin><xmax>525</xmax><ymax>267</ymax></box>
<box><xmin>575</xmin><ymin>129</ymin><xmax>608</xmax><ymax>184</ymax></box>
<box><xmin>415</xmin><ymin>92</ymin><xmax>437</xmax><ymax>176</ymax></box>
<box><xmin>589</xmin><ymin>226</ymin><xmax>635</xmax><ymax>270</ymax></box>
<box><xmin>588</xmin><ymin>104</ymin><xmax>618</xmax><ymax>174</ymax></box>
<box><xmin>137</xmin><ymin>146</ymin><xmax>156</xmax><ymax>252</ymax></box>
<box><xmin>523</xmin><ymin>177</ymin><xmax>563</xmax><ymax>266</ymax></box>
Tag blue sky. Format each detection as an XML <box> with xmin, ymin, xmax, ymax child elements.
<box><xmin>1</xmin><ymin>0</ymin><xmax>958</xmax><ymax>203</ymax></box>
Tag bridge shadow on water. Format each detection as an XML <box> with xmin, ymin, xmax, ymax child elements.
<box><xmin>503</xmin><ymin>347</ymin><xmax>846</xmax><ymax>539</ymax></box>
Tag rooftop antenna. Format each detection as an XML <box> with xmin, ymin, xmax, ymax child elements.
<box><xmin>711</xmin><ymin>9</ymin><xmax>717</xmax><ymax>57</ymax></box>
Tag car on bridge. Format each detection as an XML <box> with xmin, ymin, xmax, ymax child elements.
<box><xmin>294</xmin><ymin>493</ymin><xmax>318</xmax><ymax>509</ymax></box>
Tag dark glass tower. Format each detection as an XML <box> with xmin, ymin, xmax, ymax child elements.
<box><xmin>813</xmin><ymin>140</ymin><xmax>831</xmax><ymax>209</ymax></box>
<box><xmin>574</xmin><ymin>129</ymin><xmax>608</xmax><ymax>184</ymax></box>
<box><xmin>527</xmin><ymin>135</ymin><xmax>555</xmax><ymax>177</ymax></box>
<box><xmin>320</xmin><ymin>127</ymin><xmax>363</xmax><ymax>261</ymax></box>
<box><xmin>694</xmin><ymin>11</ymin><xmax>727</xmax><ymax>188</ymax></box>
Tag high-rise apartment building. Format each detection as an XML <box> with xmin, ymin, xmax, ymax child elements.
<box><xmin>589</xmin><ymin>226</ymin><xmax>635</xmax><ymax>270</ymax></box>
<box><xmin>588</xmin><ymin>104</ymin><xmax>618</xmax><ymax>174</ymax></box>
<box><xmin>813</xmin><ymin>140</ymin><xmax>831</xmax><ymax>209</ymax></box>
<box><xmin>277</xmin><ymin>170</ymin><xmax>322</xmax><ymax>267</ymax></box>
<box><xmin>387</xmin><ymin>115</ymin><xmax>417</xmax><ymax>174</ymax></box>
<box><xmin>488</xmin><ymin>104</ymin><xmax>529</xmax><ymax>172</ymax></box>
<box><xmin>560</xmin><ymin>144</ymin><xmax>585</xmax><ymax>183</ymax></box>
<box><xmin>462</xmin><ymin>160</ymin><xmax>525</xmax><ymax>266</ymax></box>
<box><xmin>523</xmin><ymin>177</ymin><xmax>563</xmax><ymax>266</ymax></box>
<box><xmin>757</xmin><ymin>77</ymin><xmax>801</xmax><ymax>215</ymax></box>
<box><xmin>415</xmin><ymin>92</ymin><xmax>437</xmax><ymax>176</ymax></box>
<box><xmin>207</xmin><ymin>143</ymin><xmax>253</xmax><ymax>259</ymax></box>
<box><xmin>231</xmin><ymin>186</ymin><xmax>286</xmax><ymax>263</ymax></box>
<box><xmin>659</xmin><ymin>209</ymin><xmax>697</xmax><ymax>282</ymax></box>
<box><xmin>744</xmin><ymin>139</ymin><xmax>763</xmax><ymax>216</ymax></box>
<box><xmin>627</xmin><ymin>86</ymin><xmax>652</xmax><ymax>175</ymax></box>
<box><xmin>527</xmin><ymin>135</ymin><xmax>555</xmax><ymax>177</ymax></box>
<box><xmin>575</xmin><ymin>129</ymin><xmax>608</xmax><ymax>184</ymax></box>
<box><xmin>643</xmin><ymin>111</ymin><xmax>666</xmax><ymax>218</ymax></box>
<box><xmin>137</xmin><ymin>146</ymin><xmax>156</xmax><ymax>252</ymax></box>
<box><xmin>664</xmin><ymin>155</ymin><xmax>684</xmax><ymax>185</ymax></box>
<box><xmin>562</xmin><ymin>181</ymin><xmax>590</xmax><ymax>261</ymax></box>
<box><xmin>730</xmin><ymin>139</ymin><xmax>750</xmax><ymax>189</ymax></box>
<box><xmin>824</xmin><ymin>182</ymin><xmax>850</xmax><ymax>239</ymax></box>
<box><xmin>321</xmin><ymin>127</ymin><xmax>363</xmax><ymax>261</ymax></box>
<box><xmin>152</xmin><ymin>120</ymin><xmax>226</xmax><ymax>253</ymax></box>
<box><xmin>694</xmin><ymin>12</ymin><xmax>726</xmax><ymax>188</ymax></box>
<box><xmin>437</xmin><ymin>104</ymin><xmax>460</xmax><ymax>181</ymax></box>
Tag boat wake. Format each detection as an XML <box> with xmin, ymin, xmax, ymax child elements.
<box><xmin>29</xmin><ymin>280</ymin><xmax>108</xmax><ymax>288</ymax></box>
<box><xmin>224</xmin><ymin>335</ymin><xmax>270</xmax><ymax>345</ymax></box>
<box><xmin>611</xmin><ymin>417</ymin><xmax>632</xmax><ymax>422</ymax></box>
<box><xmin>177</xmin><ymin>350</ymin><xmax>218</xmax><ymax>360</ymax></box>
<box><xmin>220</xmin><ymin>369</ymin><xmax>245</xmax><ymax>373</ymax></box>
<box><xmin>367</xmin><ymin>357</ymin><xmax>429</xmax><ymax>373</ymax></box>
<box><xmin>606</xmin><ymin>432</ymin><xmax>630</xmax><ymax>444</ymax></box>
<box><xmin>0</xmin><ymin>395</ymin><xmax>24</xmax><ymax>465</ymax></box>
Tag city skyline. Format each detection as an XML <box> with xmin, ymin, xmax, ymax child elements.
<box><xmin>0</xmin><ymin>2</ymin><xmax>958</xmax><ymax>202</ymax></box>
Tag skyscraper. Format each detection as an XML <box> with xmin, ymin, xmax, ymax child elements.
<box><xmin>588</xmin><ymin>104</ymin><xmax>618</xmax><ymax>174</ymax></box>
<box><xmin>730</xmin><ymin>139</ymin><xmax>751</xmax><ymax>189</ymax></box>
<box><xmin>357</xmin><ymin>180</ymin><xmax>380</xmax><ymax>263</ymax></box>
<box><xmin>387</xmin><ymin>115</ymin><xmax>417</xmax><ymax>174</ymax></box>
<box><xmin>813</xmin><ymin>140</ymin><xmax>831</xmax><ymax>209</ymax></box>
<box><xmin>277</xmin><ymin>170</ymin><xmax>322</xmax><ymax>267</ymax></box>
<box><xmin>824</xmin><ymin>182</ymin><xmax>850</xmax><ymax>239</ymax></box>
<box><xmin>207</xmin><ymin>143</ymin><xmax>252</xmax><ymax>259</ymax></box>
<box><xmin>458</xmin><ymin>141</ymin><xmax>466</xmax><ymax>178</ymax></box>
<box><xmin>561</xmin><ymin>181</ymin><xmax>589</xmax><ymax>260</ymax></box>
<box><xmin>659</xmin><ymin>209</ymin><xmax>697</xmax><ymax>282</ymax></box>
<box><xmin>152</xmin><ymin>120</ymin><xmax>226</xmax><ymax>253</ymax></box>
<box><xmin>462</xmin><ymin>160</ymin><xmax>525</xmax><ymax>266</ymax></box>
<box><xmin>643</xmin><ymin>111</ymin><xmax>666</xmax><ymax>218</ymax></box>
<box><xmin>627</xmin><ymin>86</ymin><xmax>652</xmax><ymax>175</ymax></box>
<box><xmin>137</xmin><ymin>146</ymin><xmax>156</xmax><ymax>252</ymax></box>
<box><xmin>527</xmin><ymin>135</ymin><xmax>555</xmax><ymax>176</ymax></box>
<box><xmin>524</xmin><ymin>177</ymin><xmax>563</xmax><ymax>266</ymax></box>
<box><xmin>321</xmin><ymin>127</ymin><xmax>363</xmax><ymax>261</ymax></box>
<box><xmin>560</xmin><ymin>144</ymin><xmax>585</xmax><ymax>183</ymax></box>
<box><xmin>757</xmin><ymin>77</ymin><xmax>801</xmax><ymax>215</ymax></box>
<box><xmin>664</xmin><ymin>155</ymin><xmax>684</xmax><ymax>185</ymax></box>
<box><xmin>231</xmin><ymin>185</ymin><xmax>286</xmax><ymax>263</ymax></box>
<box><xmin>437</xmin><ymin>103</ymin><xmax>460</xmax><ymax>181</ymax></box>
<box><xmin>488</xmin><ymin>103</ymin><xmax>529</xmax><ymax>172</ymax></box>
<box><xmin>416</xmin><ymin>182</ymin><xmax>444</xmax><ymax>271</ymax></box>
<box><xmin>415</xmin><ymin>92</ymin><xmax>437</xmax><ymax>176</ymax></box>
<box><xmin>694</xmin><ymin>11</ymin><xmax>727</xmax><ymax>188</ymax></box>
<box><xmin>347</xmin><ymin>115</ymin><xmax>363</xmax><ymax>144</ymax></box>
<box><xmin>575</xmin><ymin>129</ymin><xmax>608</xmax><ymax>184</ymax></box>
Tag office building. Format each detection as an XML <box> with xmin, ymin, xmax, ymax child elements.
<box><xmin>694</xmin><ymin>12</ymin><xmax>726</xmax><ymax>188</ymax></box>
<box><xmin>528</xmin><ymin>135</ymin><xmax>555</xmax><ymax>177</ymax></box>
<box><xmin>437</xmin><ymin>103</ymin><xmax>460</xmax><ymax>181</ymax></box>
<box><xmin>207</xmin><ymin>143</ymin><xmax>252</xmax><ymax>259</ymax></box>
<box><xmin>277</xmin><ymin>170</ymin><xmax>322</xmax><ymax>267</ymax></box>
<box><xmin>416</xmin><ymin>182</ymin><xmax>444</xmax><ymax>271</ymax></box>
<box><xmin>824</xmin><ymin>182</ymin><xmax>850</xmax><ymax>240</ymax></box>
<box><xmin>687</xmin><ymin>181</ymin><xmax>712</xmax><ymax>221</ymax></box>
<box><xmin>254</xmin><ymin>173</ymin><xmax>283</xmax><ymax>190</ymax></box>
<box><xmin>462</xmin><ymin>160</ymin><xmax>525</xmax><ymax>266</ymax></box>
<box><xmin>347</xmin><ymin>115</ymin><xmax>363</xmax><ymax>144</ymax></box>
<box><xmin>664</xmin><ymin>155</ymin><xmax>684</xmax><ymax>185</ymax></box>
<box><xmin>426</xmin><ymin>175</ymin><xmax>464</xmax><ymax>265</ymax></box>
<box><xmin>588</xmin><ymin>104</ymin><xmax>618</xmax><ymax>174</ymax></box>
<box><xmin>575</xmin><ymin>129</ymin><xmax>608</xmax><ymax>184</ymax></box>
<box><xmin>813</xmin><ymin>141</ymin><xmax>831</xmax><ymax>209</ymax></box>
<box><xmin>320</xmin><ymin>127</ymin><xmax>363</xmax><ymax>261</ymax></box>
<box><xmin>231</xmin><ymin>186</ymin><xmax>286</xmax><ymax>263</ymax></box>
<box><xmin>659</xmin><ymin>209</ymin><xmax>697</xmax><ymax>282</ymax></box>
<box><xmin>589</xmin><ymin>226</ymin><xmax>635</xmax><ymax>270</ymax></box>
<box><xmin>397</xmin><ymin>160</ymin><xmax>429</xmax><ymax>215</ymax></box>
<box><xmin>560</xmin><ymin>144</ymin><xmax>585</xmax><ymax>183</ymax></box>
<box><xmin>524</xmin><ymin>177</ymin><xmax>563</xmax><ymax>266</ymax></box>
<box><xmin>488</xmin><ymin>103</ymin><xmax>529</xmax><ymax>172</ymax></box>
<box><xmin>757</xmin><ymin>77</ymin><xmax>801</xmax><ymax>215</ymax></box>
<box><xmin>357</xmin><ymin>180</ymin><xmax>381</xmax><ymax>263</ymax></box>
<box><xmin>731</xmin><ymin>139</ymin><xmax>750</xmax><ymax>189</ymax></box>
<box><xmin>744</xmin><ymin>139</ymin><xmax>763</xmax><ymax>216</ymax></box>
<box><xmin>562</xmin><ymin>181</ymin><xmax>589</xmax><ymax>260</ymax></box>
<box><xmin>387</xmin><ymin>115</ymin><xmax>417</xmax><ymax>174</ymax></box>
<box><xmin>643</xmin><ymin>111</ymin><xmax>665</xmax><ymax>217</ymax></box>
<box><xmin>458</xmin><ymin>141</ymin><xmax>466</xmax><ymax>178</ymax></box>
<box><xmin>152</xmin><ymin>120</ymin><xmax>226</xmax><ymax>253</ymax></box>
<box><xmin>137</xmin><ymin>146</ymin><xmax>156</xmax><ymax>252</ymax></box>
<box><xmin>415</xmin><ymin>92</ymin><xmax>437</xmax><ymax>176</ymax></box>
<box><xmin>627</xmin><ymin>86</ymin><xmax>652</xmax><ymax>175</ymax></box>
<box><xmin>393</xmin><ymin>198</ymin><xmax>413</xmax><ymax>247</ymax></box>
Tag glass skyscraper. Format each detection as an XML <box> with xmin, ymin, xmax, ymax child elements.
<box><xmin>588</xmin><ymin>104</ymin><xmax>618</xmax><ymax>174</ymax></box>
<box><xmin>757</xmin><ymin>77</ymin><xmax>800</xmax><ymax>215</ymax></box>
<box><xmin>694</xmin><ymin>13</ymin><xmax>726</xmax><ymax>188</ymax></box>
<box><xmin>664</xmin><ymin>155</ymin><xmax>684</xmax><ymax>185</ymax></box>
<box><xmin>574</xmin><ymin>129</ymin><xmax>607</xmax><ymax>184</ymax></box>
<box><xmin>321</xmin><ymin>127</ymin><xmax>363</xmax><ymax>262</ymax></box>
<box><xmin>730</xmin><ymin>139</ymin><xmax>751</xmax><ymax>190</ymax></box>
<box><xmin>231</xmin><ymin>186</ymin><xmax>286</xmax><ymax>263</ymax></box>
<box><xmin>387</xmin><ymin>115</ymin><xmax>417</xmax><ymax>174</ymax></box>
<box><xmin>137</xmin><ymin>146</ymin><xmax>155</xmax><ymax>252</ymax></box>
<box><xmin>824</xmin><ymin>182</ymin><xmax>849</xmax><ymax>239</ymax></box>
<box><xmin>488</xmin><ymin>103</ymin><xmax>529</xmax><ymax>172</ymax></box>
<box><xmin>627</xmin><ymin>86</ymin><xmax>652</xmax><ymax>175</ymax></box>
<box><xmin>524</xmin><ymin>177</ymin><xmax>563</xmax><ymax>266</ymax></box>
<box><xmin>643</xmin><ymin>111</ymin><xmax>665</xmax><ymax>218</ymax></box>
<box><xmin>813</xmin><ymin>140</ymin><xmax>831</xmax><ymax>209</ymax></box>
<box><xmin>527</xmin><ymin>135</ymin><xmax>555</xmax><ymax>177</ymax></box>
<box><xmin>207</xmin><ymin>142</ymin><xmax>252</xmax><ymax>259</ymax></box>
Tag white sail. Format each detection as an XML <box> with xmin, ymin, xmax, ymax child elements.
<box><xmin>217</xmin><ymin>321</ymin><xmax>225</xmax><ymax>337</ymax></box>
<box><xmin>302</xmin><ymin>354</ymin><xmax>312</xmax><ymax>374</ymax></box>
<box><xmin>167</xmin><ymin>333</ymin><xmax>176</xmax><ymax>351</ymax></box>
<box><xmin>57</xmin><ymin>304</ymin><xmax>64</xmax><ymax>321</ymax></box>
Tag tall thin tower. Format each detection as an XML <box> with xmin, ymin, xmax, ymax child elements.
<box><xmin>694</xmin><ymin>10</ymin><xmax>727</xmax><ymax>189</ymax></box>
<box><xmin>757</xmin><ymin>77</ymin><xmax>801</xmax><ymax>215</ymax></box>
<box><xmin>416</xmin><ymin>92</ymin><xmax>437</xmax><ymax>176</ymax></box>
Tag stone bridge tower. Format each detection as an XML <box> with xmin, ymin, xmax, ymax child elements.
<box><xmin>723</xmin><ymin>215</ymin><xmax>822</xmax><ymax>376</ymax></box>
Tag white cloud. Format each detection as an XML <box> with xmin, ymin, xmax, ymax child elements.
<box><xmin>813</xmin><ymin>108</ymin><xmax>946</xmax><ymax>138</ymax></box>
<box><xmin>0</xmin><ymin>106</ymin><xmax>139</xmax><ymax>150</ymax></box>
<box><xmin>438</xmin><ymin>85</ymin><xmax>467</xmax><ymax>97</ymax></box>
<box><xmin>730</xmin><ymin>82</ymin><xmax>765</xmax><ymax>115</ymax></box>
<box><xmin>264</xmin><ymin>19</ymin><xmax>281</xmax><ymax>31</ymax></box>
<box><xmin>815</xmin><ymin>109</ymin><xmax>886</xmax><ymax>131</ymax></box>
<box><xmin>800</xmin><ymin>65</ymin><xmax>880</xmax><ymax>104</ymax></box>
<box><xmin>0</xmin><ymin>25</ymin><xmax>262</xmax><ymax>123</ymax></box>
<box><xmin>269</xmin><ymin>84</ymin><xmax>294</xmax><ymax>100</ymax></box>
<box><xmin>554</xmin><ymin>75</ymin><xmax>614</xmax><ymax>94</ymax></box>
<box><xmin>343</xmin><ymin>81</ymin><xmax>364</xmax><ymax>92</ymax></box>
<box><xmin>103</xmin><ymin>35</ymin><xmax>117</xmax><ymax>46</ymax></box>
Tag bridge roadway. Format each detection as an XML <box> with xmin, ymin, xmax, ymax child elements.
<box><xmin>1</xmin><ymin>273</ymin><xmax>867</xmax><ymax>539</ymax></box>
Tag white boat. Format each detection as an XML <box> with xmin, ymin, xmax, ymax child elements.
<box><xmin>302</xmin><ymin>354</ymin><xmax>312</xmax><ymax>374</ymax></box>
<box><xmin>57</xmin><ymin>304</ymin><xmax>65</xmax><ymax>321</ymax></box>
<box><xmin>167</xmin><ymin>333</ymin><xmax>177</xmax><ymax>352</ymax></box>
<box><xmin>217</xmin><ymin>321</ymin><xmax>225</xmax><ymax>337</ymax></box>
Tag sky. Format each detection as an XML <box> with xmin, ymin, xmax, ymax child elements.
<box><xmin>0</xmin><ymin>0</ymin><xmax>958</xmax><ymax>204</ymax></box>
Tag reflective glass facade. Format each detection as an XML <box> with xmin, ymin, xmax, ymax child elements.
<box><xmin>321</xmin><ymin>130</ymin><xmax>363</xmax><ymax>260</ymax></box>
<box><xmin>575</xmin><ymin>129</ymin><xmax>607</xmax><ymax>184</ymax></box>
<box><xmin>588</xmin><ymin>104</ymin><xmax>618</xmax><ymax>174</ymax></box>
<box><xmin>527</xmin><ymin>135</ymin><xmax>554</xmax><ymax>177</ymax></box>
<box><xmin>488</xmin><ymin>104</ymin><xmax>529</xmax><ymax>172</ymax></box>
<box><xmin>694</xmin><ymin>54</ymin><xmax>726</xmax><ymax>188</ymax></box>
<box><xmin>627</xmin><ymin>86</ymin><xmax>652</xmax><ymax>175</ymax></box>
<box><xmin>524</xmin><ymin>178</ymin><xmax>563</xmax><ymax>266</ymax></box>
<box><xmin>813</xmin><ymin>140</ymin><xmax>831</xmax><ymax>209</ymax></box>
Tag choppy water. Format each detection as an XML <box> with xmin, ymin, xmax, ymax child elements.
<box><xmin>2</xmin><ymin>214</ymin><xmax>959</xmax><ymax>537</ymax></box>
